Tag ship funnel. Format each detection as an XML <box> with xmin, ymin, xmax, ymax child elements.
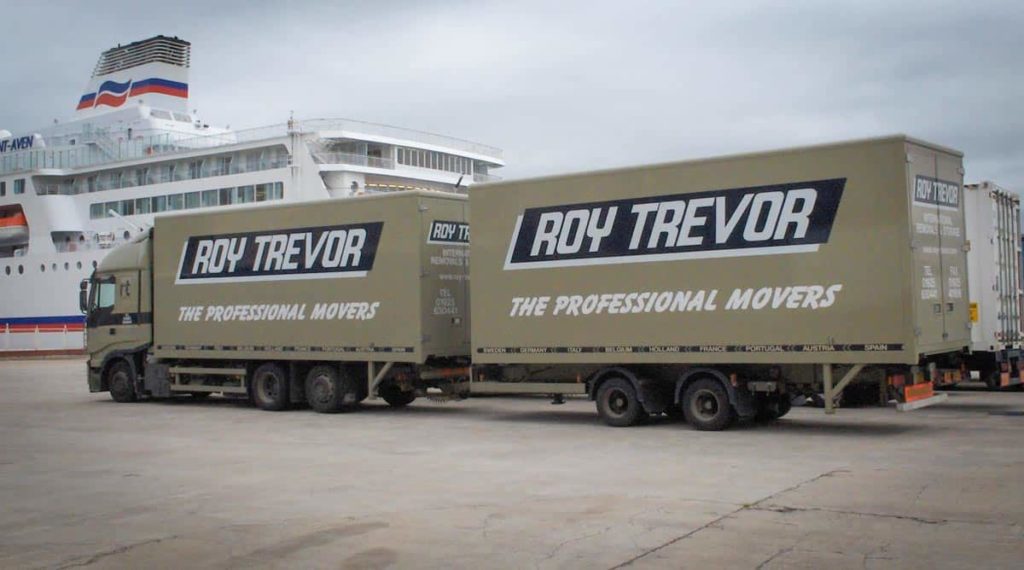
<box><xmin>75</xmin><ymin>35</ymin><xmax>190</xmax><ymax>117</ymax></box>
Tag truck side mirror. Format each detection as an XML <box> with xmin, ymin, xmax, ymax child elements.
<box><xmin>79</xmin><ymin>279</ymin><xmax>89</xmax><ymax>314</ymax></box>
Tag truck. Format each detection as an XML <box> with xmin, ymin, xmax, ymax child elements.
<box><xmin>83</xmin><ymin>191</ymin><xmax>471</xmax><ymax>412</ymax></box>
<box><xmin>961</xmin><ymin>181</ymin><xmax>1023</xmax><ymax>389</ymax></box>
<box><xmin>82</xmin><ymin>135</ymin><xmax>961</xmax><ymax>430</ymax></box>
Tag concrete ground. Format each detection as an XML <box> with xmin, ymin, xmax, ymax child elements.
<box><xmin>0</xmin><ymin>359</ymin><xmax>1022</xmax><ymax>569</ymax></box>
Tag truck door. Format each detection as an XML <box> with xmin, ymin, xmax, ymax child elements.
<box><xmin>907</xmin><ymin>144</ymin><xmax>948</xmax><ymax>350</ymax></box>
<box><xmin>908</xmin><ymin>142</ymin><xmax>966</xmax><ymax>352</ymax></box>
<box><xmin>86</xmin><ymin>270</ymin><xmax>145</xmax><ymax>358</ymax></box>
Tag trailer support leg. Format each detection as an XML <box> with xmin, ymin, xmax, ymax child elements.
<box><xmin>822</xmin><ymin>364</ymin><xmax>864</xmax><ymax>415</ymax></box>
<box><xmin>367</xmin><ymin>361</ymin><xmax>393</xmax><ymax>400</ymax></box>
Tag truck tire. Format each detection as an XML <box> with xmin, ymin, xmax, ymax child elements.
<box><xmin>596</xmin><ymin>378</ymin><xmax>647</xmax><ymax>427</ymax></box>
<box><xmin>683</xmin><ymin>378</ymin><xmax>736</xmax><ymax>431</ymax></box>
<box><xmin>378</xmin><ymin>381</ymin><xmax>417</xmax><ymax>407</ymax></box>
<box><xmin>108</xmin><ymin>360</ymin><xmax>138</xmax><ymax>403</ymax></box>
<box><xmin>305</xmin><ymin>365</ymin><xmax>355</xmax><ymax>413</ymax></box>
<box><xmin>251</xmin><ymin>363</ymin><xmax>290</xmax><ymax>411</ymax></box>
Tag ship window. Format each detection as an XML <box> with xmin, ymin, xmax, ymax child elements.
<box><xmin>185</xmin><ymin>192</ymin><xmax>201</xmax><ymax>209</ymax></box>
<box><xmin>236</xmin><ymin>185</ymin><xmax>254</xmax><ymax>204</ymax></box>
<box><xmin>52</xmin><ymin>263</ymin><xmax>57</xmax><ymax>271</ymax></box>
<box><xmin>173</xmin><ymin>112</ymin><xmax>191</xmax><ymax>123</ymax></box>
<box><xmin>89</xmin><ymin>203</ymin><xmax>104</xmax><ymax>219</ymax></box>
<box><xmin>188</xmin><ymin>161</ymin><xmax>202</xmax><ymax>180</ymax></box>
<box><xmin>255</xmin><ymin>184</ymin><xmax>269</xmax><ymax>202</ymax></box>
<box><xmin>150</xmin><ymin>109</ymin><xmax>173</xmax><ymax>120</ymax></box>
<box><xmin>92</xmin><ymin>260</ymin><xmax>97</xmax><ymax>269</ymax></box>
<box><xmin>18</xmin><ymin>265</ymin><xmax>23</xmax><ymax>274</ymax></box>
<box><xmin>135</xmin><ymin>198</ymin><xmax>152</xmax><ymax>214</ymax></box>
<box><xmin>201</xmin><ymin>190</ymin><xmax>218</xmax><ymax>207</ymax></box>
<box><xmin>76</xmin><ymin>261</ymin><xmax>82</xmax><ymax>270</ymax></box>
<box><xmin>273</xmin><ymin>182</ymin><xmax>284</xmax><ymax>200</ymax></box>
<box><xmin>219</xmin><ymin>188</ymin><xmax>234</xmax><ymax>205</ymax></box>
<box><xmin>87</xmin><ymin>176</ymin><xmax>97</xmax><ymax>193</ymax></box>
<box><xmin>120</xmin><ymin>200</ymin><xmax>135</xmax><ymax>215</ymax></box>
<box><xmin>218</xmin><ymin>156</ymin><xmax>232</xmax><ymax>176</ymax></box>
<box><xmin>152</xmin><ymin>195</ymin><xmax>167</xmax><ymax>212</ymax></box>
<box><xmin>135</xmin><ymin>168</ymin><xmax>149</xmax><ymax>186</ymax></box>
<box><xmin>245</xmin><ymin>152</ymin><xmax>261</xmax><ymax>172</ymax></box>
<box><xmin>64</xmin><ymin>262</ymin><xmax>69</xmax><ymax>271</ymax></box>
<box><xmin>40</xmin><ymin>264</ymin><xmax>45</xmax><ymax>273</ymax></box>
<box><xmin>0</xmin><ymin>181</ymin><xmax>5</xmax><ymax>196</ymax></box>
<box><xmin>13</xmin><ymin>179</ymin><xmax>25</xmax><ymax>195</ymax></box>
<box><xmin>4</xmin><ymin>266</ymin><xmax>9</xmax><ymax>275</ymax></box>
<box><xmin>167</xmin><ymin>194</ymin><xmax>183</xmax><ymax>211</ymax></box>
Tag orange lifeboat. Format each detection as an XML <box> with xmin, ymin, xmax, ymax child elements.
<box><xmin>0</xmin><ymin>211</ymin><xmax>28</xmax><ymax>246</ymax></box>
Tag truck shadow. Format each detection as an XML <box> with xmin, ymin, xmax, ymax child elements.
<box><xmin>734</xmin><ymin>418</ymin><xmax>928</xmax><ymax>437</ymax></box>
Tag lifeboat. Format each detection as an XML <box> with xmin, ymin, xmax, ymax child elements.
<box><xmin>0</xmin><ymin>211</ymin><xmax>29</xmax><ymax>246</ymax></box>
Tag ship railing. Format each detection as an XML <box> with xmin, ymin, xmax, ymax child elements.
<box><xmin>1</xmin><ymin>118</ymin><xmax>502</xmax><ymax>176</ymax></box>
<box><xmin>310</xmin><ymin>152</ymin><xmax>395</xmax><ymax>169</ymax></box>
<box><xmin>295</xmin><ymin>118</ymin><xmax>504</xmax><ymax>160</ymax></box>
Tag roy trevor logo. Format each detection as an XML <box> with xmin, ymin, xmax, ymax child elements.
<box><xmin>913</xmin><ymin>176</ymin><xmax>960</xmax><ymax>209</ymax></box>
<box><xmin>176</xmin><ymin>222</ymin><xmax>383</xmax><ymax>284</ymax></box>
<box><xmin>427</xmin><ymin>220</ymin><xmax>470</xmax><ymax>245</ymax></box>
<box><xmin>504</xmin><ymin>179</ymin><xmax>845</xmax><ymax>270</ymax></box>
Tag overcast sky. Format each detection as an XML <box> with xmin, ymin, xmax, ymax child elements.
<box><xmin>4</xmin><ymin>0</ymin><xmax>1023</xmax><ymax>187</ymax></box>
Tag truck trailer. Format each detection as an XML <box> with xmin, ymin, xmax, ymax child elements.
<box><xmin>961</xmin><ymin>181</ymin><xmax>1023</xmax><ymax>389</ymax></box>
<box><xmin>82</xmin><ymin>135</ymin><xmax>962</xmax><ymax>430</ymax></box>
<box><xmin>466</xmin><ymin>135</ymin><xmax>964</xmax><ymax>428</ymax></box>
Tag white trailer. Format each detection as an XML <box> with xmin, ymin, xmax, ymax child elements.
<box><xmin>963</xmin><ymin>181</ymin><xmax>1023</xmax><ymax>389</ymax></box>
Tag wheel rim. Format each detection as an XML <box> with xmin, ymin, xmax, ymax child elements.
<box><xmin>606</xmin><ymin>387</ymin><xmax>630</xmax><ymax>417</ymax></box>
<box><xmin>111</xmin><ymin>370</ymin><xmax>130</xmax><ymax>392</ymax></box>
<box><xmin>259</xmin><ymin>374</ymin><xmax>280</xmax><ymax>401</ymax></box>
<box><xmin>310</xmin><ymin>374</ymin><xmax>333</xmax><ymax>404</ymax></box>
<box><xmin>691</xmin><ymin>389</ymin><xmax>720</xmax><ymax>420</ymax></box>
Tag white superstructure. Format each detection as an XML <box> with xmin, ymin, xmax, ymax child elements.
<box><xmin>0</xmin><ymin>35</ymin><xmax>504</xmax><ymax>353</ymax></box>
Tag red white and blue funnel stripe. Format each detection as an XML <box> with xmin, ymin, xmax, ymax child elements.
<box><xmin>77</xmin><ymin>77</ymin><xmax>188</xmax><ymax>110</ymax></box>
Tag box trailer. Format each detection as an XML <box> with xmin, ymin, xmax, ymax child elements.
<box><xmin>83</xmin><ymin>191</ymin><xmax>470</xmax><ymax>411</ymax></box>
<box><xmin>963</xmin><ymin>181</ymin><xmax>1023</xmax><ymax>389</ymax></box>
<box><xmin>467</xmin><ymin>135</ymin><xmax>963</xmax><ymax>428</ymax></box>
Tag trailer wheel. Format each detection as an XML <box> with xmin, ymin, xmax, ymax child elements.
<box><xmin>379</xmin><ymin>381</ymin><xmax>417</xmax><ymax>407</ymax></box>
<box><xmin>251</xmin><ymin>363</ymin><xmax>290</xmax><ymax>411</ymax></box>
<box><xmin>683</xmin><ymin>378</ymin><xmax>736</xmax><ymax>431</ymax></box>
<box><xmin>596</xmin><ymin>378</ymin><xmax>647</xmax><ymax>427</ymax></box>
<box><xmin>305</xmin><ymin>365</ymin><xmax>355</xmax><ymax>413</ymax></box>
<box><xmin>108</xmin><ymin>360</ymin><xmax>137</xmax><ymax>403</ymax></box>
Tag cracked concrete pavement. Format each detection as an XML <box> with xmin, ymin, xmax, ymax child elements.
<box><xmin>1</xmin><ymin>358</ymin><xmax>1022</xmax><ymax>568</ymax></box>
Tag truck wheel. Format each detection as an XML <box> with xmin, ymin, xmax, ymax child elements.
<box><xmin>108</xmin><ymin>361</ymin><xmax>137</xmax><ymax>403</ymax></box>
<box><xmin>379</xmin><ymin>382</ymin><xmax>417</xmax><ymax>407</ymax></box>
<box><xmin>683</xmin><ymin>378</ymin><xmax>736</xmax><ymax>431</ymax></box>
<box><xmin>251</xmin><ymin>363</ymin><xmax>290</xmax><ymax>411</ymax></box>
<box><xmin>305</xmin><ymin>365</ymin><xmax>355</xmax><ymax>413</ymax></box>
<box><xmin>596</xmin><ymin>378</ymin><xmax>647</xmax><ymax>427</ymax></box>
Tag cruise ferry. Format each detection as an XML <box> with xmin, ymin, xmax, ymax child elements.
<box><xmin>0</xmin><ymin>35</ymin><xmax>504</xmax><ymax>354</ymax></box>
